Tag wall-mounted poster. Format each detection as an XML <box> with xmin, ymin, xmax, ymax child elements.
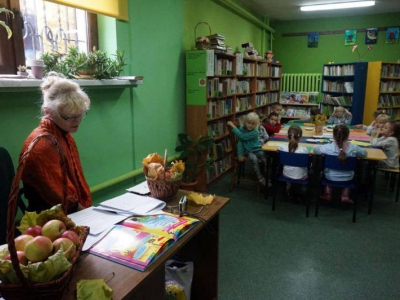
<box><xmin>365</xmin><ymin>28</ymin><xmax>378</xmax><ymax>44</ymax></box>
<box><xmin>345</xmin><ymin>29</ymin><xmax>357</xmax><ymax>45</ymax></box>
<box><xmin>386</xmin><ymin>27</ymin><xmax>399</xmax><ymax>44</ymax></box>
<box><xmin>308</xmin><ymin>33</ymin><xmax>319</xmax><ymax>48</ymax></box>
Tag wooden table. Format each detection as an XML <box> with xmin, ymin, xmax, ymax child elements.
<box><xmin>65</xmin><ymin>191</ymin><xmax>230</xmax><ymax>300</ymax></box>
<box><xmin>262</xmin><ymin>139</ymin><xmax>387</xmax><ymax>214</ymax></box>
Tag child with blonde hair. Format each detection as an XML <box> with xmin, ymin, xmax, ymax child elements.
<box><xmin>371</xmin><ymin>120</ymin><xmax>400</xmax><ymax>169</ymax></box>
<box><xmin>368</xmin><ymin>113</ymin><xmax>390</xmax><ymax>137</ymax></box>
<box><xmin>313</xmin><ymin>125</ymin><xmax>367</xmax><ymax>204</ymax></box>
<box><xmin>228</xmin><ymin>112</ymin><xmax>267</xmax><ymax>186</ymax></box>
<box><xmin>328</xmin><ymin>106</ymin><xmax>352</xmax><ymax>125</ymax></box>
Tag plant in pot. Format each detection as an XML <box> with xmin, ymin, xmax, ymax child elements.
<box><xmin>175</xmin><ymin>133</ymin><xmax>214</xmax><ymax>191</ymax></box>
<box><xmin>17</xmin><ymin>65</ymin><xmax>28</xmax><ymax>76</ymax></box>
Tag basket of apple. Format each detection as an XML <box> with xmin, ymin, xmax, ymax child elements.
<box><xmin>0</xmin><ymin>204</ymin><xmax>89</xmax><ymax>299</ymax></box>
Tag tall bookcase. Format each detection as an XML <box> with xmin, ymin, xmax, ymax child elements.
<box><xmin>321</xmin><ymin>62</ymin><xmax>368</xmax><ymax>125</ymax></box>
<box><xmin>186</xmin><ymin>50</ymin><xmax>282</xmax><ymax>191</ymax></box>
<box><xmin>364</xmin><ymin>61</ymin><xmax>400</xmax><ymax>124</ymax></box>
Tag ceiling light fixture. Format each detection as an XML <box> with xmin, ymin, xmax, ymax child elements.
<box><xmin>300</xmin><ymin>1</ymin><xmax>375</xmax><ymax>12</ymax></box>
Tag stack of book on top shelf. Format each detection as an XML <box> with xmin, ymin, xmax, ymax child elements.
<box><xmin>207</xmin><ymin>34</ymin><xmax>226</xmax><ymax>52</ymax></box>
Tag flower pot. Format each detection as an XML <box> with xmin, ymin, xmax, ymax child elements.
<box><xmin>180</xmin><ymin>180</ymin><xmax>198</xmax><ymax>192</ymax></box>
<box><xmin>315</xmin><ymin>123</ymin><xmax>325</xmax><ymax>135</ymax></box>
<box><xmin>27</xmin><ymin>59</ymin><xmax>44</xmax><ymax>79</ymax></box>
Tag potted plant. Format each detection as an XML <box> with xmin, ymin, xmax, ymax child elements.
<box><xmin>17</xmin><ymin>65</ymin><xmax>28</xmax><ymax>76</ymax></box>
<box><xmin>175</xmin><ymin>133</ymin><xmax>214</xmax><ymax>190</ymax></box>
<box><xmin>0</xmin><ymin>8</ymin><xmax>13</xmax><ymax>39</ymax></box>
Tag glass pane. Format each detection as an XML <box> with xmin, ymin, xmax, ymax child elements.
<box><xmin>19</xmin><ymin>0</ymin><xmax>88</xmax><ymax>61</ymax></box>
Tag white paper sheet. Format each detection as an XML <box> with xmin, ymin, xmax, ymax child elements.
<box><xmin>126</xmin><ymin>181</ymin><xmax>150</xmax><ymax>195</ymax></box>
<box><xmin>99</xmin><ymin>193</ymin><xmax>166</xmax><ymax>213</ymax></box>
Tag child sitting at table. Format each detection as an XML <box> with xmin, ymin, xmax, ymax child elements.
<box><xmin>313</xmin><ymin>124</ymin><xmax>367</xmax><ymax>204</ymax></box>
<box><xmin>368</xmin><ymin>113</ymin><xmax>390</xmax><ymax>137</ymax></box>
<box><xmin>277</xmin><ymin>125</ymin><xmax>309</xmax><ymax>195</ymax></box>
<box><xmin>371</xmin><ymin>120</ymin><xmax>400</xmax><ymax>169</ymax></box>
<box><xmin>263</xmin><ymin>112</ymin><xmax>281</xmax><ymax>137</ymax></box>
<box><xmin>328</xmin><ymin>106</ymin><xmax>352</xmax><ymax>125</ymax></box>
<box><xmin>355</xmin><ymin>109</ymin><xmax>387</xmax><ymax>133</ymax></box>
<box><xmin>227</xmin><ymin>112</ymin><xmax>267</xmax><ymax>186</ymax></box>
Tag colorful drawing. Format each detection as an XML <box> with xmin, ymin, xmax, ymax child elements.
<box><xmin>345</xmin><ymin>29</ymin><xmax>357</xmax><ymax>45</ymax></box>
<box><xmin>365</xmin><ymin>28</ymin><xmax>378</xmax><ymax>44</ymax></box>
<box><xmin>386</xmin><ymin>27</ymin><xmax>399</xmax><ymax>44</ymax></box>
<box><xmin>308</xmin><ymin>33</ymin><xmax>319</xmax><ymax>48</ymax></box>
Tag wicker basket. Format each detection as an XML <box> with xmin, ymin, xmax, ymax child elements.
<box><xmin>146</xmin><ymin>176</ymin><xmax>181</xmax><ymax>202</ymax></box>
<box><xmin>0</xmin><ymin>134</ymin><xmax>89</xmax><ymax>300</ymax></box>
<box><xmin>195</xmin><ymin>22</ymin><xmax>211</xmax><ymax>50</ymax></box>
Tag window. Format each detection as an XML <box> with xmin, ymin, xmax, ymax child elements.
<box><xmin>0</xmin><ymin>0</ymin><xmax>98</xmax><ymax>73</ymax></box>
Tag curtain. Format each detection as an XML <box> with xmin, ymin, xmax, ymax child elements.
<box><xmin>44</xmin><ymin>0</ymin><xmax>128</xmax><ymax>21</ymax></box>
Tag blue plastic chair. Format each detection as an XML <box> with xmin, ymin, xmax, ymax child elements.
<box><xmin>272</xmin><ymin>151</ymin><xmax>311</xmax><ymax>217</ymax></box>
<box><xmin>315</xmin><ymin>154</ymin><xmax>359</xmax><ymax>223</ymax></box>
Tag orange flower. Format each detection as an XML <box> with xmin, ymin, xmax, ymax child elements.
<box><xmin>142</xmin><ymin>153</ymin><xmax>163</xmax><ymax>167</ymax></box>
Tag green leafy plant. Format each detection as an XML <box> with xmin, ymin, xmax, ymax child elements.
<box><xmin>0</xmin><ymin>7</ymin><xmax>13</xmax><ymax>39</ymax></box>
<box><xmin>175</xmin><ymin>133</ymin><xmax>214</xmax><ymax>183</ymax></box>
<box><xmin>41</xmin><ymin>46</ymin><xmax>126</xmax><ymax>79</ymax></box>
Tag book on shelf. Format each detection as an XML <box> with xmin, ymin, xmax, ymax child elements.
<box><xmin>89</xmin><ymin>212</ymin><xmax>199</xmax><ymax>271</ymax></box>
<box><xmin>280</xmin><ymin>91</ymin><xmax>319</xmax><ymax>104</ymax></box>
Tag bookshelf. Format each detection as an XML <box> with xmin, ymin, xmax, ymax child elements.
<box><xmin>186</xmin><ymin>50</ymin><xmax>282</xmax><ymax>191</ymax></box>
<box><xmin>321</xmin><ymin>62</ymin><xmax>368</xmax><ymax>125</ymax></box>
<box><xmin>364</xmin><ymin>61</ymin><xmax>400</xmax><ymax>124</ymax></box>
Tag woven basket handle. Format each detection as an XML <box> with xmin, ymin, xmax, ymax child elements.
<box><xmin>6</xmin><ymin>134</ymin><xmax>68</xmax><ymax>287</ymax></box>
<box><xmin>194</xmin><ymin>22</ymin><xmax>211</xmax><ymax>43</ymax></box>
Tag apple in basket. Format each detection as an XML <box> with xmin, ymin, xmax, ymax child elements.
<box><xmin>24</xmin><ymin>236</ymin><xmax>54</xmax><ymax>262</ymax></box>
<box><xmin>53</xmin><ymin>237</ymin><xmax>76</xmax><ymax>260</ymax></box>
<box><xmin>14</xmin><ymin>234</ymin><xmax>34</xmax><ymax>251</ymax></box>
<box><xmin>60</xmin><ymin>230</ymin><xmax>80</xmax><ymax>247</ymax></box>
<box><xmin>4</xmin><ymin>251</ymin><xmax>28</xmax><ymax>266</ymax></box>
<box><xmin>24</xmin><ymin>225</ymin><xmax>42</xmax><ymax>237</ymax></box>
<box><xmin>42</xmin><ymin>219</ymin><xmax>66</xmax><ymax>241</ymax></box>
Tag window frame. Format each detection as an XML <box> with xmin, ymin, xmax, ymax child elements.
<box><xmin>0</xmin><ymin>0</ymin><xmax>98</xmax><ymax>74</ymax></box>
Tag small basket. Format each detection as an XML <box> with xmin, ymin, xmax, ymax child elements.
<box><xmin>0</xmin><ymin>134</ymin><xmax>89</xmax><ymax>300</ymax></box>
<box><xmin>146</xmin><ymin>176</ymin><xmax>181</xmax><ymax>202</ymax></box>
<box><xmin>194</xmin><ymin>22</ymin><xmax>211</xmax><ymax>50</ymax></box>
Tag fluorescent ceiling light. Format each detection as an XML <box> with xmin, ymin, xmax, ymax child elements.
<box><xmin>301</xmin><ymin>1</ymin><xmax>375</xmax><ymax>11</ymax></box>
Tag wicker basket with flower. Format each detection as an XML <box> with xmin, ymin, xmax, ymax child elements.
<box><xmin>142</xmin><ymin>150</ymin><xmax>185</xmax><ymax>202</ymax></box>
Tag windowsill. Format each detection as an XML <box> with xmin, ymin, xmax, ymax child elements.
<box><xmin>0</xmin><ymin>77</ymin><xmax>144</xmax><ymax>92</ymax></box>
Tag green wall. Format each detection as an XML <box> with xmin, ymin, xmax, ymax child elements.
<box><xmin>272</xmin><ymin>13</ymin><xmax>400</xmax><ymax>73</ymax></box>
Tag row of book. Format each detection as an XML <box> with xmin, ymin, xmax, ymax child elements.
<box><xmin>281</xmin><ymin>106</ymin><xmax>318</xmax><ymax>118</ymax></box>
<box><xmin>323</xmin><ymin>64</ymin><xmax>355</xmax><ymax>76</ymax></box>
<box><xmin>380</xmin><ymin>80</ymin><xmax>400</xmax><ymax>92</ymax></box>
<box><xmin>257</xmin><ymin>92</ymin><xmax>279</xmax><ymax>106</ymax></box>
<box><xmin>206</xmin><ymin>153</ymin><xmax>232</xmax><ymax>184</ymax></box>
<box><xmin>378</xmin><ymin>94</ymin><xmax>400</xmax><ymax>107</ymax></box>
<box><xmin>257</xmin><ymin>63</ymin><xmax>269</xmax><ymax>77</ymax></box>
<box><xmin>209</xmin><ymin>138</ymin><xmax>232</xmax><ymax>161</ymax></box>
<box><xmin>270</xmin><ymin>79</ymin><xmax>281</xmax><ymax>91</ymax></box>
<box><xmin>207</xmin><ymin>78</ymin><xmax>236</xmax><ymax>97</ymax></box>
<box><xmin>280</xmin><ymin>91</ymin><xmax>319</xmax><ymax>104</ymax></box>
<box><xmin>243</xmin><ymin>63</ymin><xmax>256</xmax><ymax>76</ymax></box>
<box><xmin>235</xmin><ymin>53</ymin><xmax>281</xmax><ymax>76</ymax></box>
<box><xmin>208</xmin><ymin>34</ymin><xmax>227</xmax><ymax>52</ymax></box>
<box><xmin>207</xmin><ymin>120</ymin><xmax>228</xmax><ymax>137</ymax></box>
<box><xmin>323</xmin><ymin>80</ymin><xmax>354</xmax><ymax>93</ymax></box>
<box><xmin>322</xmin><ymin>93</ymin><xmax>353</xmax><ymax>106</ymax></box>
<box><xmin>381</xmin><ymin>64</ymin><xmax>400</xmax><ymax>78</ymax></box>
<box><xmin>214</xmin><ymin>58</ymin><xmax>233</xmax><ymax>76</ymax></box>
<box><xmin>271</xmin><ymin>66</ymin><xmax>281</xmax><ymax>77</ymax></box>
<box><xmin>207</xmin><ymin>99</ymin><xmax>233</xmax><ymax>119</ymax></box>
<box><xmin>236</xmin><ymin>80</ymin><xmax>252</xmax><ymax>94</ymax></box>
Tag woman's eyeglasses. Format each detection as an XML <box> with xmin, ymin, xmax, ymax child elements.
<box><xmin>57</xmin><ymin>111</ymin><xmax>87</xmax><ymax>121</ymax></box>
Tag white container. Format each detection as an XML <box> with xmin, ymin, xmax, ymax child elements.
<box><xmin>27</xmin><ymin>60</ymin><xmax>45</xmax><ymax>79</ymax></box>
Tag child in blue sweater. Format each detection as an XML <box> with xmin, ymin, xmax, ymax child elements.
<box><xmin>228</xmin><ymin>112</ymin><xmax>267</xmax><ymax>186</ymax></box>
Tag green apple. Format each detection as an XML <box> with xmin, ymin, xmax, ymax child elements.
<box><xmin>42</xmin><ymin>219</ymin><xmax>66</xmax><ymax>241</ymax></box>
<box><xmin>25</xmin><ymin>236</ymin><xmax>54</xmax><ymax>262</ymax></box>
<box><xmin>53</xmin><ymin>237</ymin><xmax>76</xmax><ymax>260</ymax></box>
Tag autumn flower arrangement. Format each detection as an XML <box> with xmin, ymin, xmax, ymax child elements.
<box><xmin>142</xmin><ymin>152</ymin><xmax>185</xmax><ymax>201</ymax></box>
<box><xmin>142</xmin><ymin>153</ymin><xmax>185</xmax><ymax>180</ymax></box>
<box><xmin>311</xmin><ymin>113</ymin><xmax>328</xmax><ymax>124</ymax></box>
<box><xmin>352</xmin><ymin>45</ymin><xmax>373</xmax><ymax>61</ymax></box>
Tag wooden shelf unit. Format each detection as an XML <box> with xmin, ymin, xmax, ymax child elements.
<box><xmin>364</xmin><ymin>61</ymin><xmax>400</xmax><ymax>124</ymax></box>
<box><xmin>321</xmin><ymin>62</ymin><xmax>368</xmax><ymax>125</ymax></box>
<box><xmin>186</xmin><ymin>50</ymin><xmax>282</xmax><ymax>191</ymax></box>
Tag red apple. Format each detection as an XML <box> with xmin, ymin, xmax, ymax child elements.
<box><xmin>60</xmin><ymin>230</ymin><xmax>80</xmax><ymax>247</ymax></box>
<box><xmin>14</xmin><ymin>234</ymin><xmax>34</xmax><ymax>251</ymax></box>
<box><xmin>53</xmin><ymin>237</ymin><xmax>76</xmax><ymax>260</ymax></box>
<box><xmin>24</xmin><ymin>225</ymin><xmax>42</xmax><ymax>237</ymax></box>
<box><xmin>25</xmin><ymin>236</ymin><xmax>54</xmax><ymax>262</ymax></box>
<box><xmin>4</xmin><ymin>251</ymin><xmax>28</xmax><ymax>266</ymax></box>
<box><xmin>42</xmin><ymin>219</ymin><xmax>66</xmax><ymax>241</ymax></box>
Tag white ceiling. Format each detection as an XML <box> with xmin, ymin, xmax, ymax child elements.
<box><xmin>235</xmin><ymin>0</ymin><xmax>400</xmax><ymax>21</ymax></box>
